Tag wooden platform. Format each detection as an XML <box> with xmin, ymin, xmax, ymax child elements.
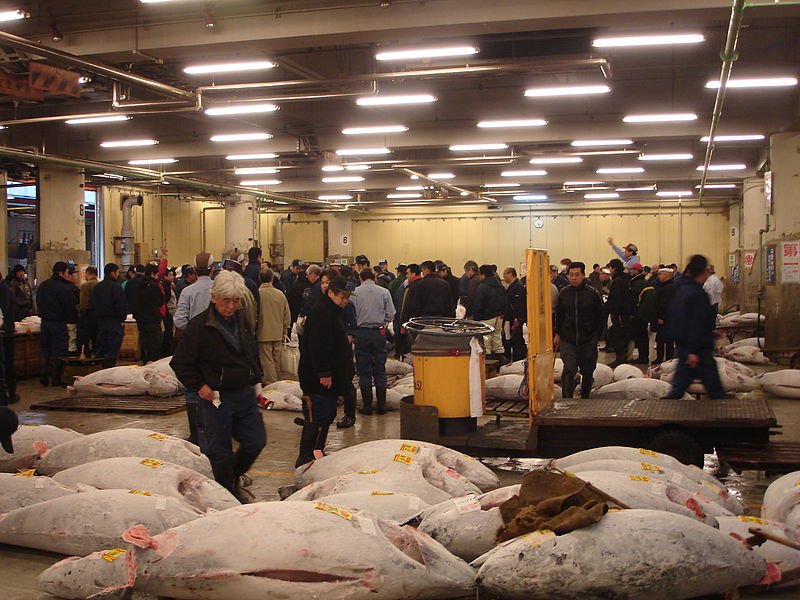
<box><xmin>717</xmin><ymin>442</ymin><xmax>800</xmax><ymax>475</ymax></box>
<box><xmin>31</xmin><ymin>394</ymin><xmax>185</xmax><ymax>415</ymax></box>
<box><xmin>485</xmin><ymin>398</ymin><xmax>529</xmax><ymax>418</ymax></box>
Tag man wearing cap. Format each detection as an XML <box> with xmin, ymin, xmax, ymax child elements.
<box><xmin>171</xmin><ymin>270</ymin><xmax>266</xmax><ymax>502</ymax></box>
<box><xmin>174</xmin><ymin>252</ymin><xmax>215</xmax><ymax>444</ymax></box>
<box><xmin>92</xmin><ymin>263</ymin><xmax>128</xmax><ymax>368</ymax></box>
<box><xmin>629</xmin><ymin>263</ymin><xmax>656</xmax><ymax>365</ymax></box>
<box><xmin>174</xmin><ymin>264</ymin><xmax>195</xmax><ymax>299</ymax></box>
<box><xmin>438</xmin><ymin>263</ymin><xmax>460</xmax><ymax>315</ymax></box>
<box><xmin>297</xmin><ymin>277</ymin><xmax>355</xmax><ymax>467</ymax></box>
<box><xmin>346</xmin><ymin>269</ymin><xmax>395</xmax><ymax>418</ymax></box>
<box><xmin>281</xmin><ymin>259</ymin><xmax>305</xmax><ymax>294</ymax></box>
<box><xmin>36</xmin><ymin>261</ymin><xmax>78</xmax><ymax>386</ymax></box>
<box><xmin>608</xmin><ymin>237</ymin><xmax>641</xmax><ymax>271</ymax></box>
<box><xmin>653</xmin><ymin>267</ymin><xmax>677</xmax><ymax>364</ymax></box>
<box><xmin>377</xmin><ymin>259</ymin><xmax>395</xmax><ymax>282</ymax></box>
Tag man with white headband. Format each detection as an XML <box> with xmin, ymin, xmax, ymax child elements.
<box><xmin>171</xmin><ymin>269</ymin><xmax>266</xmax><ymax>502</ymax></box>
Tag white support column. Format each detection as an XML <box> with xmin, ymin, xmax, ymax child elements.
<box><xmin>224</xmin><ymin>195</ymin><xmax>256</xmax><ymax>260</ymax></box>
<box><xmin>326</xmin><ymin>212</ymin><xmax>352</xmax><ymax>261</ymax></box>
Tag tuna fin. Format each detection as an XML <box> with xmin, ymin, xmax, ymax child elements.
<box><xmin>75</xmin><ymin>483</ymin><xmax>99</xmax><ymax>493</ymax></box>
<box><xmin>33</xmin><ymin>441</ymin><xmax>49</xmax><ymax>458</ymax></box>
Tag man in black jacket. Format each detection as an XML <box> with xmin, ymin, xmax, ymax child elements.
<box><xmin>653</xmin><ymin>267</ymin><xmax>677</xmax><ymax>364</ymax></box>
<box><xmin>664</xmin><ymin>255</ymin><xmax>725</xmax><ymax>399</ymax></box>
<box><xmin>297</xmin><ymin>277</ymin><xmax>354</xmax><ymax>467</ymax></box>
<box><xmin>171</xmin><ymin>270</ymin><xmax>266</xmax><ymax>501</ymax></box>
<box><xmin>472</xmin><ymin>264</ymin><xmax>507</xmax><ymax>362</ymax></box>
<box><xmin>133</xmin><ymin>264</ymin><xmax>164</xmax><ymax>364</ymax></box>
<box><xmin>0</xmin><ymin>275</ymin><xmax>16</xmax><ymax>403</ymax></box>
<box><xmin>401</xmin><ymin>260</ymin><xmax>453</xmax><ymax>324</ymax></box>
<box><xmin>36</xmin><ymin>262</ymin><xmax>78</xmax><ymax>386</ymax></box>
<box><xmin>503</xmin><ymin>267</ymin><xmax>527</xmax><ymax>362</ymax></box>
<box><xmin>628</xmin><ymin>263</ymin><xmax>654</xmax><ymax>365</ymax></box>
<box><xmin>124</xmin><ymin>264</ymin><xmax>145</xmax><ymax>306</ymax></box>
<box><xmin>92</xmin><ymin>263</ymin><xmax>128</xmax><ymax>368</ymax></box>
<box><xmin>605</xmin><ymin>259</ymin><xmax>632</xmax><ymax>368</ymax></box>
<box><xmin>554</xmin><ymin>262</ymin><xmax>605</xmax><ymax>398</ymax></box>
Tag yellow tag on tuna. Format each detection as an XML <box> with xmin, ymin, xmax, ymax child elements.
<box><xmin>129</xmin><ymin>489</ymin><xmax>152</xmax><ymax>496</ymax></box>
<box><xmin>393</xmin><ymin>453</ymin><xmax>413</xmax><ymax>465</ymax></box>
<box><xmin>523</xmin><ymin>529</ymin><xmax>556</xmax><ymax>548</ymax></box>
<box><xmin>140</xmin><ymin>459</ymin><xmax>163</xmax><ymax>468</ymax></box>
<box><xmin>738</xmin><ymin>516</ymin><xmax>766</xmax><ymax>525</ymax></box>
<box><xmin>15</xmin><ymin>469</ymin><xmax>36</xmax><ymax>477</ymax></box>
<box><xmin>640</xmin><ymin>462</ymin><xmax>663</xmax><ymax>472</ymax></box>
<box><xmin>399</xmin><ymin>444</ymin><xmax>419</xmax><ymax>454</ymax></box>
<box><xmin>629</xmin><ymin>475</ymin><xmax>651</xmax><ymax>483</ymax></box>
<box><xmin>313</xmin><ymin>501</ymin><xmax>353</xmax><ymax>521</ymax></box>
<box><xmin>639</xmin><ymin>448</ymin><xmax>658</xmax><ymax>457</ymax></box>
<box><xmin>358</xmin><ymin>469</ymin><xmax>379</xmax><ymax>475</ymax></box>
<box><xmin>147</xmin><ymin>433</ymin><xmax>168</xmax><ymax>441</ymax></box>
<box><xmin>102</xmin><ymin>548</ymin><xmax>127</xmax><ymax>562</ymax></box>
<box><xmin>371</xmin><ymin>491</ymin><xmax>395</xmax><ymax>496</ymax></box>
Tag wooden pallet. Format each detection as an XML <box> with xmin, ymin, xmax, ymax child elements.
<box><xmin>717</xmin><ymin>442</ymin><xmax>800</xmax><ymax>475</ymax></box>
<box><xmin>31</xmin><ymin>394</ymin><xmax>186</xmax><ymax>415</ymax></box>
<box><xmin>485</xmin><ymin>398</ymin><xmax>529</xmax><ymax>418</ymax></box>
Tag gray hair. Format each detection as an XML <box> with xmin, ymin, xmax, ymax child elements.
<box><xmin>211</xmin><ymin>270</ymin><xmax>246</xmax><ymax>299</ymax></box>
<box><xmin>306</xmin><ymin>264</ymin><xmax>322</xmax><ymax>277</ymax></box>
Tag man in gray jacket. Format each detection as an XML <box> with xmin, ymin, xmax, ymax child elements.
<box><xmin>256</xmin><ymin>268</ymin><xmax>292</xmax><ymax>385</ymax></box>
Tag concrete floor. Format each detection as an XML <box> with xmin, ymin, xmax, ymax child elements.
<box><xmin>2</xmin><ymin>364</ymin><xmax>799</xmax><ymax>599</ymax></box>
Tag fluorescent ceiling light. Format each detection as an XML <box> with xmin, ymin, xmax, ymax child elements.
<box><xmin>397</xmin><ymin>185</ymin><xmax>425</xmax><ymax>190</ymax></box>
<box><xmin>184</xmin><ymin>60</ymin><xmax>276</xmax><ymax>75</ymax></box>
<box><xmin>525</xmin><ymin>84</ymin><xmax>610</xmax><ymax>97</ymax></box>
<box><xmin>656</xmin><ymin>191</ymin><xmax>692</xmax><ymax>197</ymax></box>
<box><xmin>696</xmin><ymin>164</ymin><xmax>746</xmax><ymax>171</ymax></box>
<box><xmin>345</xmin><ymin>164</ymin><xmax>370</xmax><ymax>171</ymax></box>
<box><xmin>572</xmin><ymin>149</ymin><xmax>639</xmax><ymax>156</ymax></box>
<box><xmin>335</xmin><ymin>148</ymin><xmax>390</xmax><ymax>156</ymax></box>
<box><xmin>210</xmin><ymin>133</ymin><xmax>272</xmax><ymax>143</ymax></box>
<box><xmin>700</xmin><ymin>134</ymin><xmax>764</xmax><ymax>143</ymax></box>
<box><xmin>375</xmin><ymin>46</ymin><xmax>478</xmax><ymax>61</ymax></box>
<box><xmin>409</xmin><ymin>175</ymin><xmax>419</xmax><ymax>180</ymax></box>
<box><xmin>695</xmin><ymin>183</ymin><xmax>737</xmax><ymax>189</ymax></box>
<box><xmin>449</xmin><ymin>143</ymin><xmax>508</xmax><ymax>151</ymax></box>
<box><xmin>596</xmin><ymin>167</ymin><xmax>644</xmax><ymax>174</ymax></box>
<box><xmin>95</xmin><ymin>173</ymin><xmax>125</xmax><ymax>180</ymax></box>
<box><xmin>565</xmin><ymin>186</ymin><xmax>611</xmax><ymax>192</ymax></box>
<box><xmin>460</xmin><ymin>192</ymin><xmax>470</xmax><ymax>197</ymax></box>
<box><xmin>322</xmin><ymin>165</ymin><xmax>344</xmax><ymax>172</ymax></box>
<box><xmin>564</xmin><ymin>181</ymin><xmax>604</xmax><ymax>186</ymax></box>
<box><xmin>593</xmin><ymin>33</ymin><xmax>704</xmax><ymax>48</ymax></box>
<box><xmin>585</xmin><ymin>192</ymin><xmax>620</xmax><ymax>199</ymax></box>
<box><xmin>428</xmin><ymin>172</ymin><xmax>455</xmax><ymax>179</ymax></box>
<box><xmin>617</xmin><ymin>185</ymin><xmax>656</xmax><ymax>192</ymax></box>
<box><xmin>513</xmin><ymin>194</ymin><xmax>548</xmax><ymax>201</ymax></box>
<box><xmin>319</xmin><ymin>194</ymin><xmax>353</xmax><ymax>200</ymax></box>
<box><xmin>322</xmin><ymin>176</ymin><xmax>365</xmax><ymax>183</ymax></box>
<box><xmin>529</xmin><ymin>157</ymin><xmax>583</xmax><ymax>165</ymax></box>
<box><xmin>205</xmin><ymin>103</ymin><xmax>278</xmax><ymax>116</ymax></box>
<box><xmin>234</xmin><ymin>167</ymin><xmax>280</xmax><ymax>175</ymax></box>
<box><xmin>388</xmin><ymin>193</ymin><xmax>422</xmax><ymax>199</ymax></box>
<box><xmin>342</xmin><ymin>125</ymin><xmax>408</xmax><ymax>135</ymax></box>
<box><xmin>0</xmin><ymin>9</ymin><xmax>28</xmax><ymax>22</ymax></box>
<box><xmin>66</xmin><ymin>115</ymin><xmax>131</xmax><ymax>125</ymax></box>
<box><xmin>623</xmin><ymin>113</ymin><xmax>697</xmax><ymax>123</ymax></box>
<box><xmin>100</xmin><ymin>139</ymin><xmax>158</xmax><ymax>148</ymax></box>
<box><xmin>128</xmin><ymin>158</ymin><xmax>177</xmax><ymax>165</ymax></box>
<box><xmin>240</xmin><ymin>179</ymin><xmax>281</xmax><ymax>186</ymax></box>
<box><xmin>706</xmin><ymin>77</ymin><xmax>798</xmax><ymax>89</ymax></box>
<box><xmin>501</xmin><ymin>170</ymin><xmax>547</xmax><ymax>177</ymax></box>
<box><xmin>638</xmin><ymin>153</ymin><xmax>693</xmax><ymax>161</ymax></box>
<box><xmin>356</xmin><ymin>95</ymin><xmax>436</xmax><ymax>106</ymax></box>
<box><xmin>482</xmin><ymin>183</ymin><xmax>520</xmax><ymax>188</ymax></box>
<box><xmin>571</xmin><ymin>139</ymin><xmax>633</xmax><ymax>147</ymax></box>
<box><xmin>225</xmin><ymin>153</ymin><xmax>277</xmax><ymax>160</ymax></box>
<box><xmin>477</xmin><ymin>119</ymin><xmax>547</xmax><ymax>128</ymax></box>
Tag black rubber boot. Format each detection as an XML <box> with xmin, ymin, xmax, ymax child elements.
<box><xmin>609</xmin><ymin>352</ymin><xmax>628</xmax><ymax>369</ymax></box>
<box><xmin>210</xmin><ymin>461</ymin><xmax>237</xmax><ymax>496</ymax></box>
<box><xmin>359</xmin><ymin>386</ymin><xmax>373</xmax><ymax>415</ymax></box>
<box><xmin>336</xmin><ymin>414</ymin><xmax>356</xmax><ymax>429</ymax></box>
<box><xmin>185</xmin><ymin>403</ymin><xmax>199</xmax><ymax>445</ymax></box>
<box><xmin>376</xmin><ymin>387</ymin><xmax>387</xmax><ymax>415</ymax></box>
<box><xmin>51</xmin><ymin>359</ymin><xmax>65</xmax><ymax>387</ymax></box>
<box><xmin>315</xmin><ymin>424</ymin><xmax>330</xmax><ymax>456</ymax></box>
<box><xmin>561</xmin><ymin>375</ymin><xmax>576</xmax><ymax>399</ymax></box>
<box><xmin>295</xmin><ymin>424</ymin><xmax>319</xmax><ymax>468</ymax></box>
<box><xmin>580</xmin><ymin>377</ymin><xmax>593</xmax><ymax>399</ymax></box>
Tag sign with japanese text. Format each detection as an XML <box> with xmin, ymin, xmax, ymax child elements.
<box><xmin>781</xmin><ymin>241</ymin><xmax>800</xmax><ymax>283</ymax></box>
<box><xmin>766</xmin><ymin>245</ymin><xmax>776</xmax><ymax>285</ymax></box>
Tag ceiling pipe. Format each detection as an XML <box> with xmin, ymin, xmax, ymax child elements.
<box><xmin>0</xmin><ymin>29</ymin><xmax>194</xmax><ymax>101</ymax></box>
<box><xmin>697</xmin><ymin>0</ymin><xmax>746</xmax><ymax>204</ymax></box>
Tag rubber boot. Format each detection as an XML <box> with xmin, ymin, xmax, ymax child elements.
<box><xmin>580</xmin><ymin>376</ymin><xmax>593</xmax><ymax>399</ymax></box>
<box><xmin>561</xmin><ymin>375</ymin><xmax>576</xmax><ymax>399</ymax></box>
<box><xmin>609</xmin><ymin>352</ymin><xmax>627</xmax><ymax>369</ymax></box>
<box><xmin>359</xmin><ymin>386</ymin><xmax>373</xmax><ymax>415</ymax></box>
<box><xmin>51</xmin><ymin>359</ymin><xmax>65</xmax><ymax>387</ymax></box>
<box><xmin>376</xmin><ymin>387</ymin><xmax>388</xmax><ymax>415</ymax></box>
<box><xmin>210</xmin><ymin>460</ymin><xmax>237</xmax><ymax>496</ymax></box>
<box><xmin>295</xmin><ymin>424</ymin><xmax>319</xmax><ymax>468</ymax></box>
<box><xmin>185</xmin><ymin>403</ymin><xmax>199</xmax><ymax>445</ymax></box>
<box><xmin>314</xmin><ymin>424</ymin><xmax>330</xmax><ymax>456</ymax></box>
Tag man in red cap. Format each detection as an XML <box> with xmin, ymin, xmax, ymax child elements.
<box><xmin>629</xmin><ymin>262</ymin><xmax>656</xmax><ymax>365</ymax></box>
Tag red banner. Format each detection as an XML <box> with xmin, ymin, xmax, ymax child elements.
<box><xmin>29</xmin><ymin>63</ymin><xmax>82</xmax><ymax>98</ymax></box>
<box><xmin>0</xmin><ymin>69</ymin><xmax>44</xmax><ymax>101</ymax></box>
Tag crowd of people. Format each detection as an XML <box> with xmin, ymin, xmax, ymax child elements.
<box><xmin>0</xmin><ymin>239</ymin><xmax>726</xmax><ymax>501</ymax></box>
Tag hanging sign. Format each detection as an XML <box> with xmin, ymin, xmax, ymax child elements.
<box><xmin>29</xmin><ymin>63</ymin><xmax>82</xmax><ymax>98</ymax></box>
<box><xmin>743</xmin><ymin>250</ymin><xmax>757</xmax><ymax>272</ymax></box>
<box><xmin>766</xmin><ymin>245</ymin><xmax>776</xmax><ymax>285</ymax></box>
<box><xmin>781</xmin><ymin>241</ymin><xmax>800</xmax><ymax>283</ymax></box>
<box><xmin>0</xmin><ymin>69</ymin><xmax>43</xmax><ymax>101</ymax></box>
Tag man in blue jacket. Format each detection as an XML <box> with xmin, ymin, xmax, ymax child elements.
<box><xmin>664</xmin><ymin>254</ymin><xmax>725</xmax><ymax>399</ymax></box>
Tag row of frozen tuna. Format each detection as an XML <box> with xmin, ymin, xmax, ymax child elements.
<box><xmin>15</xmin><ymin>435</ymin><xmax>797</xmax><ymax>599</ymax></box>
<box><xmin>68</xmin><ymin>356</ymin><xmax>183</xmax><ymax>397</ymax></box>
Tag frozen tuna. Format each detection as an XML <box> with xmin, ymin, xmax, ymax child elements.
<box><xmin>264</xmin><ymin>379</ymin><xmax>303</xmax><ymax>398</ymax></box>
<box><xmin>726</xmin><ymin>345</ymin><xmax>769</xmax><ymax>365</ymax></box>
<box><xmin>71</xmin><ymin>363</ymin><xmax>182</xmax><ymax>397</ymax></box>
<box><xmin>257</xmin><ymin>389</ymin><xmax>303</xmax><ymax>411</ymax></box>
<box><xmin>418</xmin><ymin>485</ymin><xmax>521</xmax><ymax>561</ymax></box>
<box><xmin>486</xmin><ymin>374</ymin><xmax>524</xmax><ymax>401</ymax></box>
<box><xmin>52</xmin><ymin>456</ymin><xmax>239</xmax><ymax>512</ymax></box>
<box><xmin>385</xmin><ymin>358</ymin><xmax>413</xmax><ymax>375</ymax></box>
<box><xmin>35</xmin><ymin>428</ymin><xmax>212</xmax><ymax>478</ymax></box>
<box><xmin>759</xmin><ymin>370</ymin><xmax>800</xmax><ymax>400</ymax></box>
<box><xmin>0</xmin><ymin>424</ymin><xmax>83</xmax><ymax>473</ymax></box>
<box><xmin>288</xmin><ymin>490</ymin><xmax>430</xmax><ymax>523</ymax></box>
<box><xmin>38</xmin><ymin>501</ymin><xmax>476</xmax><ymax>600</ymax></box>
<box><xmin>474</xmin><ymin>509</ymin><xmax>771</xmax><ymax>600</ymax></box>
<box><xmin>0</xmin><ymin>471</ymin><xmax>76</xmax><ymax>512</ymax></box>
<box><xmin>0</xmin><ymin>488</ymin><xmax>201</xmax><ymax>556</ymax></box>
<box><xmin>717</xmin><ymin>514</ymin><xmax>800</xmax><ymax>573</ymax></box>
<box><xmin>295</xmin><ymin>439</ymin><xmax>499</xmax><ymax>492</ymax></box>
<box><xmin>592</xmin><ymin>378</ymin><xmax>691</xmax><ymax>400</ymax></box>
<box><xmin>762</xmin><ymin>471</ymin><xmax>800</xmax><ymax>528</ymax></box>
<box><xmin>613</xmin><ymin>363</ymin><xmax>644</xmax><ymax>381</ymax></box>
